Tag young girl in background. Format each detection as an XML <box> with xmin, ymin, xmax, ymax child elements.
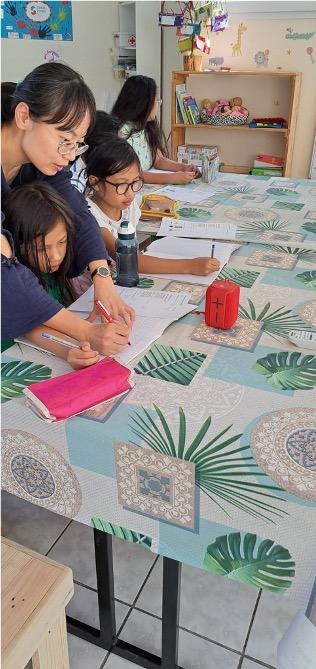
<box><xmin>3</xmin><ymin>183</ymin><xmax>130</xmax><ymax>367</ymax></box>
<box><xmin>111</xmin><ymin>76</ymin><xmax>200</xmax><ymax>186</ymax></box>
<box><xmin>84</xmin><ymin>137</ymin><xmax>219</xmax><ymax>277</ymax></box>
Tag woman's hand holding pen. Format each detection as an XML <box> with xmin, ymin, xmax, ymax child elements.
<box><xmin>85</xmin><ymin>320</ymin><xmax>131</xmax><ymax>356</ymax></box>
<box><xmin>92</xmin><ymin>276</ymin><xmax>135</xmax><ymax>326</ymax></box>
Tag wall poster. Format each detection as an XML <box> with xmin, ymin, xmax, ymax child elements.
<box><xmin>1</xmin><ymin>1</ymin><xmax>73</xmax><ymax>41</ymax></box>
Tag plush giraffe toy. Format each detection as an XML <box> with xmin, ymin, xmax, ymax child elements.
<box><xmin>231</xmin><ymin>22</ymin><xmax>247</xmax><ymax>56</ymax></box>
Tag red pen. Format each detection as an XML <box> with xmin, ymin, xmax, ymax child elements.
<box><xmin>94</xmin><ymin>300</ymin><xmax>113</xmax><ymax>323</ymax></box>
<box><xmin>94</xmin><ymin>300</ymin><xmax>131</xmax><ymax>345</ymax></box>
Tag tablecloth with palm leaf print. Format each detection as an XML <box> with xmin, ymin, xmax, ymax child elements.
<box><xmin>138</xmin><ymin>174</ymin><xmax>316</xmax><ymax>248</ymax></box>
<box><xmin>2</xmin><ymin>201</ymin><xmax>316</xmax><ymax>609</ymax></box>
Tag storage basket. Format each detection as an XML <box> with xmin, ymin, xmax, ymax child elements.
<box><xmin>200</xmin><ymin>111</ymin><xmax>249</xmax><ymax>126</ymax></box>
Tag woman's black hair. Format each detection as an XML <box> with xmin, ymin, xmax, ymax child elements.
<box><xmin>111</xmin><ymin>75</ymin><xmax>165</xmax><ymax>167</ymax></box>
<box><xmin>84</xmin><ymin>136</ymin><xmax>140</xmax><ymax>192</ymax></box>
<box><xmin>1</xmin><ymin>62</ymin><xmax>96</xmax><ymax>132</ymax></box>
<box><xmin>84</xmin><ymin>111</ymin><xmax>119</xmax><ymax>163</ymax></box>
<box><xmin>2</xmin><ymin>183</ymin><xmax>75</xmax><ymax>305</ymax></box>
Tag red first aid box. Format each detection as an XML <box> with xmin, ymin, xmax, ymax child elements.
<box><xmin>205</xmin><ymin>279</ymin><xmax>240</xmax><ymax>329</ymax></box>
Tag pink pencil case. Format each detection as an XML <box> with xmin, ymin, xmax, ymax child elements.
<box><xmin>23</xmin><ymin>358</ymin><xmax>134</xmax><ymax>423</ymax></box>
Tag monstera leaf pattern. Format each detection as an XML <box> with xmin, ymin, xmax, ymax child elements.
<box><xmin>138</xmin><ymin>277</ymin><xmax>155</xmax><ymax>289</ymax></box>
<box><xmin>130</xmin><ymin>405</ymin><xmax>287</xmax><ymax>522</ymax></box>
<box><xmin>295</xmin><ymin>271</ymin><xmax>316</xmax><ymax>289</ymax></box>
<box><xmin>178</xmin><ymin>207</ymin><xmax>212</xmax><ymax>221</ymax></box>
<box><xmin>218</xmin><ymin>267</ymin><xmax>259</xmax><ymax>288</ymax></box>
<box><xmin>253</xmin><ymin>351</ymin><xmax>316</xmax><ymax>390</ymax></box>
<box><xmin>302</xmin><ymin>221</ymin><xmax>316</xmax><ymax>235</ymax></box>
<box><xmin>1</xmin><ymin>360</ymin><xmax>52</xmax><ymax>403</ymax></box>
<box><xmin>203</xmin><ymin>532</ymin><xmax>295</xmax><ymax>593</ymax></box>
<box><xmin>91</xmin><ymin>517</ymin><xmax>152</xmax><ymax>548</ymax></box>
<box><xmin>134</xmin><ymin>344</ymin><xmax>206</xmax><ymax>385</ymax></box>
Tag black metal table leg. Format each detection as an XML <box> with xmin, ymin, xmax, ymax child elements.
<box><xmin>161</xmin><ymin>557</ymin><xmax>181</xmax><ymax>669</ymax></box>
<box><xmin>67</xmin><ymin>528</ymin><xmax>185</xmax><ymax>669</ymax></box>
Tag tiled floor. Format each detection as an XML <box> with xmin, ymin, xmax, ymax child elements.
<box><xmin>2</xmin><ymin>490</ymin><xmax>300</xmax><ymax>669</ymax></box>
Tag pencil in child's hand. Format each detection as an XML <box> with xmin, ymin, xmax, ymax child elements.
<box><xmin>211</xmin><ymin>244</ymin><xmax>215</xmax><ymax>259</ymax></box>
<box><xmin>42</xmin><ymin>332</ymin><xmax>81</xmax><ymax>349</ymax></box>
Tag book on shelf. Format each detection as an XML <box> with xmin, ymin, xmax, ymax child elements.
<box><xmin>182</xmin><ymin>96</ymin><xmax>201</xmax><ymax>124</ymax></box>
<box><xmin>175</xmin><ymin>83</ymin><xmax>189</xmax><ymax>123</ymax></box>
<box><xmin>175</xmin><ymin>84</ymin><xmax>201</xmax><ymax>124</ymax></box>
<box><xmin>254</xmin><ymin>154</ymin><xmax>284</xmax><ymax>168</ymax></box>
<box><xmin>251</xmin><ymin>167</ymin><xmax>283</xmax><ymax>176</ymax></box>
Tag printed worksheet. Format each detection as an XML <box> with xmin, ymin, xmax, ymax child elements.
<box><xmin>157</xmin><ymin>217</ymin><xmax>237</xmax><ymax>240</ymax></box>
<box><xmin>144</xmin><ymin>237</ymin><xmax>239</xmax><ymax>284</ymax></box>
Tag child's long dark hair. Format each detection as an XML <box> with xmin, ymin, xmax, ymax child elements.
<box><xmin>84</xmin><ymin>136</ymin><xmax>140</xmax><ymax>192</ymax></box>
<box><xmin>2</xmin><ymin>183</ymin><xmax>75</xmax><ymax>305</ymax></box>
<box><xmin>111</xmin><ymin>75</ymin><xmax>165</xmax><ymax>168</ymax></box>
<box><xmin>1</xmin><ymin>62</ymin><xmax>96</xmax><ymax>132</ymax></box>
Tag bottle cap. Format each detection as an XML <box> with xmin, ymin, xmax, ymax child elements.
<box><xmin>118</xmin><ymin>220</ymin><xmax>135</xmax><ymax>237</ymax></box>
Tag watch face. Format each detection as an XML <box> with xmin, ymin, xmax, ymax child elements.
<box><xmin>98</xmin><ymin>267</ymin><xmax>110</xmax><ymax>277</ymax></box>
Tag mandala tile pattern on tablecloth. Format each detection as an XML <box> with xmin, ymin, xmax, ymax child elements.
<box><xmin>224</xmin><ymin>207</ymin><xmax>278</xmax><ymax>222</ymax></box>
<box><xmin>1</xmin><ymin>429</ymin><xmax>82</xmax><ymax>516</ymax></box>
<box><xmin>163</xmin><ymin>281</ymin><xmax>207</xmax><ymax>305</ymax></box>
<box><xmin>250</xmin><ymin>408</ymin><xmax>316</xmax><ymax>501</ymax></box>
<box><xmin>246</xmin><ymin>249</ymin><xmax>298</xmax><ymax>270</ymax></box>
<box><xmin>191</xmin><ymin>318</ymin><xmax>263</xmax><ymax>352</ymax></box>
<box><xmin>81</xmin><ymin>394</ymin><xmax>126</xmax><ymax>423</ymax></box>
<box><xmin>259</xmin><ymin>231</ymin><xmax>305</xmax><ymax>243</ymax></box>
<box><xmin>115</xmin><ymin>441</ymin><xmax>196</xmax><ymax>529</ymax></box>
<box><xmin>299</xmin><ymin>300</ymin><xmax>316</xmax><ymax>328</ymax></box>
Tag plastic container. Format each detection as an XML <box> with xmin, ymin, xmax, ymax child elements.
<box><xmin>115</xmin><ymin>220</ymin><xmax>139</xmax><ymax>287</ymax></box>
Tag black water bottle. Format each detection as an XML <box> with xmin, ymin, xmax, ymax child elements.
<box><xmin>115</xmin><ymin>220</ymin><xmax>139</xmax><ymax>287</ymax></box>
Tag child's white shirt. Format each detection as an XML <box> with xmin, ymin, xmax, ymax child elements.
<box><xmin>86</xmin><ymin>197</ymin><xmax>141</xmax><ymax>238</ymax></box>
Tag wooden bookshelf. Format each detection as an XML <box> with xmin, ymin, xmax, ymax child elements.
<box><xmin>171</xmin><ymin>70</ymin><xmax>301</xmax><ymax>176</ymax></box>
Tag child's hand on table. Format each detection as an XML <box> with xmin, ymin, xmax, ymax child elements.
<box><xmin>67</xmin><ymin>342</ymin><xmax>99</xmax><ymax>370</ymax></box>
<box><xmin>182</xmin><ymin>163</ymin><xmax>201</xmax><ymax>179</ymax></box>
<box><xmin>189</xmin><ymin>257</ymin><xmax>220</xmax><ymax>276</ymax></box>
<box><xmin>172</xmin><ymin>170</ymin><xmax>196</xmax><ymax>184</ymax></box>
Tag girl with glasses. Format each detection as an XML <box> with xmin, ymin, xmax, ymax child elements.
<box><xmin>112</xmin><ymin>75</ymin><xmax>200</xmax><ymax>186</ymax></box>
<box><xmin>84</xmin><ymin>137</ymin><xmax>219</xmax><ymax>278</ymax></box>
<box><xmin>1</xmin><ymin>63</ymin><xmax>133</xmax><ymax>351</ymax></box>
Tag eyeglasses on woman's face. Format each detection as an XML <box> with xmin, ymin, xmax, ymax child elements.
<box><xmin>105</xmin><ymin>177</ymin><xmax>144</xmax><ymax>195</ymax></box>
<box><xmin>57</xmin><ymin>139</ymin><xmax>89</xmax><ymax>157</ymax></box>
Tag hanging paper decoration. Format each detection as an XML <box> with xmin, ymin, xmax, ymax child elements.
<box><xmin>306</xmin><ymin>46</ymin><xmax>315</xmax><ymax>63</ymax></box>
<box><xmin>195</xmin><ymin>2</ymin><xmax>213</xmax><ymax>22</ymax></box>
<box><xmin>178</xmin><ymin>36</ymin><xmax>195</xmax><ymax>53</ymax></box>
<box><xmin>159</xmin><ymin>1</ymin><xmax>186</xmax><ymax>27</ymax></box>
<box><xmin>194</xmin><ymin>34</ymin><xmax>211</xmax><ymax>54</ymax></box>
<box><xmin>211</xmin><ymin>12</ymin><xmax>228</xmax><ymax>32</ymax></box>
<box><xmin>176</xmin><ymin>23</ymin><xmax>201</xmax><ymax>37</ymax></box>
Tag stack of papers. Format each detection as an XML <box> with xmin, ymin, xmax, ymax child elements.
<box><xmin>157</xmin><ymin>217</ymin><xmax>237</xmax><ymax>240</ymax></box>
<box><xmin>69</xmin><ymin>286</ymin><xmax>195</xmax><ymax>365</ymax></box>
<box><xmin>144</xmin><ymin>237</ymin><xmax>239</xmax><ymax>284</ymax></box>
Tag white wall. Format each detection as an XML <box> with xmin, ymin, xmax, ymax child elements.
<box><xmin>1</xmin><ymin>0</ymin><xmax>121</xmax><ymax>108</ymax></box>
<box><xmin>161</xmin><ymin>10</ymin><xmax>316</xmax><ymax>177</ymax></box>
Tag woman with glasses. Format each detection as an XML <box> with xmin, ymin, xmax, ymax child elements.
<box><xmin>84</xmin><ymin>137</ymin><xmax>219</xmax><ymax>278</ymax></box>
<box><xmin>1</xmin><ymin>63</ymin><xmax>133</xmax><ymax>354</ymax></box>
<box><xmin>112</xmin><ymin>75</ymin><xmax>200</xmax><ymax>186</ymax></box>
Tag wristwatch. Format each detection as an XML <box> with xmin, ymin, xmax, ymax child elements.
<box><xmin>90</xmin><ymin>266</ymin><xmax>111</xmax><ymax>280</ymax></box>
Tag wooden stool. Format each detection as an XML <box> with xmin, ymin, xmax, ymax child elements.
<box><xmin>1</xmin><ymin>537</ymin><xmax>74</xmax><ymax>669</ymax></box>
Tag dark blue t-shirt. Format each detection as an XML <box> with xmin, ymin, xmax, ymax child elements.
<box><xmin>1</xmin><ymin>164</ymin><xmax>109</xmax><ymax>339</ymax></box>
